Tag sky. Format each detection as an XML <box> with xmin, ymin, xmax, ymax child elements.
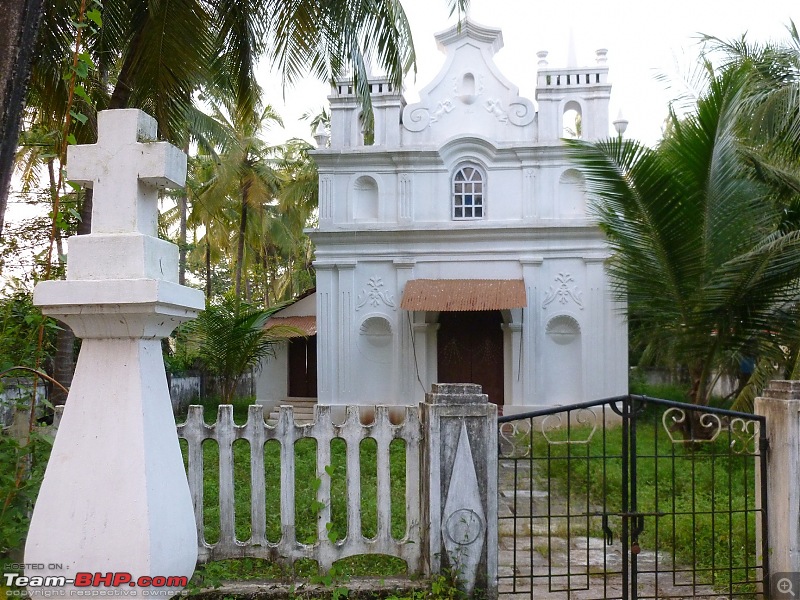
<box><xmin>258</xmin><ymin>0</ymin><xmax>798</xmax><ymax>146</ymax></box>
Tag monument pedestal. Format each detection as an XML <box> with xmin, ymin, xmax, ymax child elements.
<box><xmin>26</xmin><ymin>109</ymin><xmax>204</xmax><ymax>596</ymax></box>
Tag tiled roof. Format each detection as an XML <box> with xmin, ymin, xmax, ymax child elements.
<box><xmin>400</xmin><ymin>279</ymin><xmax>526</xmax><ymax>311</ymax></box>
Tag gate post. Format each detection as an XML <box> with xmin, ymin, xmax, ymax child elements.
<box><xmin>422</xmin><ymin>383</ymin><xmax>498</xmax><ymax>599</ymax></box>
<box><xmin>755</xmin><ymin>380</ymin><xmax>800</xmax><ymax>578</ymax></box>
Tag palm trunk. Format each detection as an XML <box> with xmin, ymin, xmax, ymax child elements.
<box><xmin>46</xmin><ymin>159</ymin><xmax>65</xmax><ymax>259</ymax></box>
<box><xmin>234</xmin><ymin>192</ymin><xmax>248</xmax><ymax>299</ymax></box>
<box><xmin>205</xmin><ymin>236</ymin><xmax>211</xmax><ymax>298</ymax></box>
<box><xmin>178</xmin><ymin>192</ymin><xmax>187</xmax><ymax>285</ymax></box>
<box><xmin>178</xmin><ymin>142</ymin><xmax>189</xmax><ymax>285</ymax></box>
<box><xmin>107</xmin><ymin>26</ymin><xmax>145</xmax><ymax>111</ymax></box>
<box><xmin>0</xmin><ymin>0</ymin><xmax>45</xmax><ymax>239</ymax></box>
<box><xmin>50</xmin><ymin>328</ymin><xmax>74</xmax><ymax>406</ymax></box>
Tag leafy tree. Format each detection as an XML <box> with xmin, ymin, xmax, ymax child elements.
<box><xmin>0</xmin><ymin>284</ymin><xmax>56</xmax><ymax>374</ymax></box>
<box><xmin>567</xmin><ymin>62</ymin><xmax>800</xmax><ymax>411</ymax></box>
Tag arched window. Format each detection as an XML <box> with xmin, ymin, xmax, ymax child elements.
<box><xmin>353</xmin><ymin>175</ymin><xmax>379</xmax><ymax>221</ymax></box>
<box><xmin>452</xmin><ymin>164</ymin><xmax>484</xmax><ymax>219</ymax></box>
<box><xmin>562</xmin><ymin>100</ymin><xmax>583</xmax><ymax>139</ymax></box>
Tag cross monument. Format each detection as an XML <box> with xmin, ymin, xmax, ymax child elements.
<box><xmin>27</xmin><ymin>109</ymin><xmax>204</xmax><ymax>596</ymax></box>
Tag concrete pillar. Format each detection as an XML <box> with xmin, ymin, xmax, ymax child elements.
<box><xmin>423</xmin><ymin>383</ymin><xmax>498</xmax><ymax>599</ymax></box>
<box><xmin>27</xmin><ymin>109</ymin><xmax>204</xmax><ymax>596</ymax></box>
<box><xmin>755</xmin><ymin>380</ymin><xmax>800</xmax><ymax>579</ymax></box>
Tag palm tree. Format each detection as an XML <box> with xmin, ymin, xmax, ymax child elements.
<box><xmin>706</xmin><ymin>22</ymin><xmax>800</xmax><ymax>165</ymax></box>
<box><xmin>567</xmin><ymin>62</ymin><xmax>800</xmax><ymax>411</ymax></box>
<box><xmin>257</xmin><ymin>138</ymin><xmax>318</xmax><ymax>304</ymax></box>
<box><xmin>183</xmin><ymin>295</ymin><xmax>295</xmax><ymax>403</ymax></box>
<box><xmin>197</xmin><ymin>96</ymin><xmax>284</xmax><ymax>298</ymax></box>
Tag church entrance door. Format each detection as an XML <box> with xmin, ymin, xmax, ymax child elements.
<box><xmin>437</xmin><ymin>310</ymin><xmax>504</xmax><ymax>408</ymax></box>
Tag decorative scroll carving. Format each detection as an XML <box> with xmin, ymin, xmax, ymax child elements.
<box><xmin>403</xmin><ymin>99</ymin><xmax>455</xmax><ymax>131</ymax></box>
<box><xmin>356</xmin><ymin>276</ymin><xmax>396</xmax><ymax>311</ymax></box>
<box><xmin>507</xmin><ymin>99</ymin><xmax>536</xmax><ymax>126</ymax></box>
<box><xmin>543</xmin><ymin>272</ymin><xmax>584</xmax><ymax>309</ymax></box>
<box><xmin>403</xmin><ymin>106</ymin><xmax>431</xmax><ymax>132</ymax></box>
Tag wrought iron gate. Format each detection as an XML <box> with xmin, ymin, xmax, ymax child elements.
<box><xmin>497</xmin><ymin>395</ymin><xmax>768</xmax><ymax>599</ymax></box>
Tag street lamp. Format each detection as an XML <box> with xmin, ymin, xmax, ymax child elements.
<box><xmin>613</xmin><ymin>109</ymin><xmax>629</xmax><ymax>138</ymax></box>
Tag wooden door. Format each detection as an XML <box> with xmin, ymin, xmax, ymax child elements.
<box><xmin>288</xmin><ymin>335</ymin><xmax>317</xmax><ymax>397</ymax></box>
<box><xmin>437</xmin><ymin>311</ymin><xmax>504</xmax><ymax>407</ymax></box>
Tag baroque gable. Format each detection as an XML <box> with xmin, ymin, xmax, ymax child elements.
<box><xmin>401</xmin><ymin>20</ymin><xmax>536</xmax><ymax>144</ymax></box>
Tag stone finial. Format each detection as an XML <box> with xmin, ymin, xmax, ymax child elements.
<box><xmin>313</xmin><ymin>121</ymin><xmax>330</xmax><ymax>148</ymax></box>
<box><xmin>596</xmin><ymin>48</ymin><xmax>609</xmax><ymax>64</ymax></box>
<box><xmin>66</xmin><ymin>109</ymin><xmax>186</xmax><ymax>236</ymax></box>
<box><xmin>536</xmin><ymin>50</ymin><xmax>549</xmax><ymax>67</ymax></box>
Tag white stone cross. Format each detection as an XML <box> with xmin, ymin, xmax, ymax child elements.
<box><xmin>28</xmin><ymin>109</ymin><xmax>203</xmax><ymax>597</ymax></box>
<box><xmin>67</xmin><ymin>109</ymin><xmax>186</xmax><ymax>235</ymax></box>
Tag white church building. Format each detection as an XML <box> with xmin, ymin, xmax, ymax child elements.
<box><xmin>257</xmin><ymin>19</ymin><xmax>628</xmax><ymax>413</ymax></box>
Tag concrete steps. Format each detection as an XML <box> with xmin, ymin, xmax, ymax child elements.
<box><xmin>267</xmin><ymin>397</ymin><xmax>318</xmax><ymax>424</ymax></box>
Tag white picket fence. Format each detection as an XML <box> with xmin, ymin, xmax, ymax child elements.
<box><xmin>177</xmin><ymin>404</ymin><xmax>424</xmax><ymax>572</ymax></box>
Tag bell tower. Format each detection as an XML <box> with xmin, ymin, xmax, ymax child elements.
<box><xmin>535</xmin><ymin>48</ymin><xmax>611</xmax><ymax>141</ymax></box>
<box><xmin>328</xmin><ymin>76</ymin><xmax>405</xmax><ymax>148</ymax></box>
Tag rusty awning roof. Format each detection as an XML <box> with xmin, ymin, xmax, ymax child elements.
<box><xmin>265</xmin><ymin>316</ymin><xmax>317</xmax><ymax>337</ymax></box>
<box><xmin>400</xmin><ymin>279</ymin><xmax>527</xmax><ymax>311</ymax></box>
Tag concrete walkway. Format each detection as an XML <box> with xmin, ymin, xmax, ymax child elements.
<box><xmin>497</xmin><ymin>461</ymin><xmax>722</xmax><ymax>599</ymax></box>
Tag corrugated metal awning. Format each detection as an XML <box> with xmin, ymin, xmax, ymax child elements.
<box><xmin>400</xmin><ymin>279</ymin><xmax>527</xmax><ymax>311</ymax></box>
<box><xmin>265</xmin><ymin>316</ymin><xmax>317</xmax><ymax>337</ymax></box>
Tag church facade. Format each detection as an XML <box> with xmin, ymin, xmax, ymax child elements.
<box><xmin>257</xmin><ymin>20</ymin><xmax>628</xmax><ymax>413</ymax></box>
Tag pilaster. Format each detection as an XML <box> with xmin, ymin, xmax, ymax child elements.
<box><xmin>315</xmin><ymin>263</ymin><xmax>337</xmax><ymax>402</ymax></box>
<box><xmin>520</xmin><ymin>257</ymin><xmax>543</xmax><ymax>404</ymax></box>
<box><xmin>337</xmin><ymin>261</ymin><xmax>357</xmax><ymax>399</ymax></box>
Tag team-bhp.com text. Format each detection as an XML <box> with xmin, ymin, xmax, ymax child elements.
<box><xmin>4</xmin><ymin>574</ymin><xmax>188</xmax><ymax>589</ymax></box>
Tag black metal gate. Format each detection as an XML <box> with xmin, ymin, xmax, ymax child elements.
<box><xmin>497</xmin><ymin>395</ymin><xmax>768</xmax><ymax>599</ymax></box>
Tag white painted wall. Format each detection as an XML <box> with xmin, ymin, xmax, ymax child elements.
<box><xmin>255</xmin><ymin>292</ymin><xmax>317</xmax><ymax>406</ymax></box>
